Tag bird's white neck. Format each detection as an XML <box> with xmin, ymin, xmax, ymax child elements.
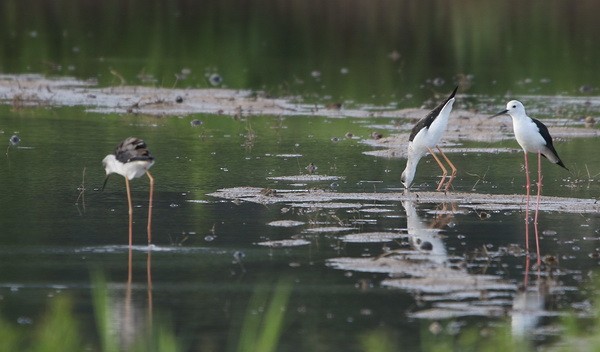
<box><xmin>103</xmin><ymin>155</ymin><xmax>121</xmax><ymax>175</ymax></box>
<box><xmin>103</xmin><ymin>154</ymin><xmax>153</xmax><ymax>180</ymax></box>
<box><xmin>401</xmin><ymin>156</ymin><xmax>419</xmax><ymax>188</ymax></box>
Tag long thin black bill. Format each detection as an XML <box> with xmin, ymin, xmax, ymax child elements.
<box><xmin>490</xmin><ymin>109</ymin><xmax>509</xmax><ymax>118</ymax></box>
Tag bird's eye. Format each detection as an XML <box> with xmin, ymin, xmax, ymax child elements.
<box><xmin>512</xmin><ymin>105</ymin><xmax>516</xmax><ymax>108</ymax></box>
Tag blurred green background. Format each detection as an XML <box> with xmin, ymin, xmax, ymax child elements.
<box><xmin>2</xmin><ymin>0</ymin><xmax>600</xmax><ymax>104</ymax></box>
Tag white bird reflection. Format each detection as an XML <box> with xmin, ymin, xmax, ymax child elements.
<box><xmin>402</xmin><ymin>200</ymin><xmax>451</xmax><ymax>264</ymax></box>
<box><xmin>327</xmin><ymin>199</ymin><xmax>563</xmax><ymax>336</ymax></box>
<box><xmin>511</xmin><ymin>257</ymin><xmax>552</xmax><ymax>338</ymax></box>
<box><xmin>107</xmin><ymin>246</ymin><xmax>154</xmax><ymax>349</ymax></box>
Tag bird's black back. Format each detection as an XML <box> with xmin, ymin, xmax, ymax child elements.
<box><xmin>114</xmin><ymin>137</ymin><xmax>154</xmax><ymax>164</ymax></box>
<box><xmin>531</xmin><ymin>118</ymin><xmax>568</xmax><ymax>170</ymax></box>
<box><xmin>408</xmin><ymin>86</ymin><xmax>458</xmax><ymax>142</ymax></box>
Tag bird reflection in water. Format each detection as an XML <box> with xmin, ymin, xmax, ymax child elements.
<box><xmin>511</xmin><ymin>255</ymin><xmax>557</xmax><ymax>339</ymax></box>
<box><xmin>402</xmin><ymin>200</ymin><xmax>456</xmax><ymax>264</ymax></box>
<box><xmin>112</xmin><ymin>247</ymin><xmax>154</xmax><ymax>349</ymax></box>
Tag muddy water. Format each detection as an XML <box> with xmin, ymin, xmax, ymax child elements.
<box><xmin>0</xmin><ymin>89</ymin><xmax>599</xmax><ymax>350</ymax></box>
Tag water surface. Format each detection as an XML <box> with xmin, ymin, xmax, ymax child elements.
<box><xmin>1</xmin><ymin>1</ymin><xmax>600</xmax><ymax>350</ymax></box>
<box><xmin>0</xmin><ymin>102</ymin><xmax>599</xmax><ymax>350</ymax></box>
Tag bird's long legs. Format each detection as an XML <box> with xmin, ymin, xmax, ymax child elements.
<box><xmin>427</xmin><ymin>147</ymin><xmax>448</xmax><ymax>191</ymax></box>
<box><xmin>147</xmin><ymin>246</ymin><xmax>153</xmax><ymax>328</ymax></box>
<box><xmin>146</xmin><ymin>171</ymin><xmax>154</xmax><ymax>245</ymax></box>
<box><xmin>523</xmin><ymin>152</ymin><xmax>531</xmax><ymax>255</ymax></box>
<box><xmin>125</xmin><ymin>246</ymin><xmax>132</xmax><ymax>344</ymax></box>
<box><xmin>436</xmin><ymin>146</ymin><xmax>457</xmax><ymax>191</ymax></box>
<box><xmin>427</xmin><ymin>147</ymin><xmax>456</xmax><ymax>191</ymax></box>
<box><xmin>125</xmin><ymin>177</ymin><xmax>133</xmax><ymax>247</ymax></box>
<box><xmin>523</xmin><ymin>255</ymin><xmax>530</xmax><ymax>287</ymax></box>
<box><xmin>145</xmin><ymin>171</ymin><xmax>155</xmax><ymax>325</ymax></box>
<box><xmin>123</xmin><ymin>172</ymin><xmax>153</xmax><ymax>246</ymax></box>
<box><xmin>533</xmin><ymin>152</ymin><xmax>542</xmax><ymax>267</ymax></box>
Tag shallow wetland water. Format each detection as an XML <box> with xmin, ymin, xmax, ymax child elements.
<box><xmin>0</xmin><ymin>75</ymin><xmax>600</xmax><ymax>350</ymax></box>
<box><xmin>2</xmin><ymin>1</ymin><xmax>600</xmax><ymax>349</ymax></box>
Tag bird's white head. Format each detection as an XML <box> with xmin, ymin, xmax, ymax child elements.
<box><xmin>492</xmin><ymin>100</ymin><xmax>526</xmax><ymax>118</ymax></box>
<box><xmin>401</xmin><ymin>170</ymin><xmax>409</xmax><ymax>188</ymax></box>
<box><xmin>504</xmin><ymin>100</ymin><xmax>526</xmax><ymax>116</ymax></box>
<box><xmin>401</xmin><ymin>165</ymin><xmax>415</xmax><ymax>189</ymax></box>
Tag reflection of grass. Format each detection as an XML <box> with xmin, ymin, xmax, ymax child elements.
<box><xmin>418</xmin><ymin>323</ymin><xmax>529</xmax><ymax>352</ymax></box>
<box><xmin>360</xmin><ymin>329</ymin><xmax>398</xmax><ymax>352</ymax></box>
<box><xmin>0</xmin><ymin>295</ymin><xmax>83</xmax><ymax>352</ymax></box>
<box><xmin>92</xmin><ymin>272</ymin><xmax>118</xmax><ymax>352</ymax></box>
<box><xmin>359</xmin><ymin>286</ymin><xmax>600</xmax><ymax>352</ymax></box>
<box><xmin>5</xmin><ymin>275</ymin><xmax>600</xmax><ymax>351</ymax></box>
<box><xmin>91</xmin><ymin>272</ymin><xmax>181</xmax><ymax>352</ymax></box>
<box><xmin>235</xmin><ymin>279</ymin><xmax>292</xmax><ymax>352</ymax></box>
<box><xmin>0</xmin><ymin>275</ymin><xmax>291</xmax><ymax>352</ymax></box>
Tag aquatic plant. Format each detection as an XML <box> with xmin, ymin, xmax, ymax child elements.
<box><xmin>5</xmin><ymin>273</ymin><xmax>600</xmax><ymax>351</ymax></box>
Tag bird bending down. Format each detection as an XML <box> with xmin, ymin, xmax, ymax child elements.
<box><xmin>401</xmin><ymin>86</ymin><xmax>458</xmax><ymax>191</ymax></box>
<box><xmin>492</xmin><ymin>100</ymin><xmax>568</xmax><ymax>266</ymax></box>
<box><xmin>102</xmin><ymin>137</ymin><xmax>155</xmax><ymax>246</ymax></box>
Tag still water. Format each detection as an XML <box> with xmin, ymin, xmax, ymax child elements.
<box><xmin>1</xmin><ymin>0</ymin><xmax>600</xmax><ymax>350</ymax></box>
<box><xmin>0</xmin><ymin>102</ymin><xmax>599</xmax><ymax>350</ymax></box>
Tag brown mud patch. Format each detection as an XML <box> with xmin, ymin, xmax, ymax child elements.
<box><xmin>3</xmin><ymin>74</ymin><xmax>598</xmax><ymax>165</ymax></box>
<box><xmin>3</xmin><ymin>74</ymin><xmax>598</xmax><ymax>168</ymax></box>
<box><xmin>207</xmin><ymin>187</ymin><xmax>600</xmax><ymax>213</ymax></box>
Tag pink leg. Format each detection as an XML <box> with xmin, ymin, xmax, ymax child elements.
<box><xmin>523</xmin><ymin>255</ymin><xmax>530</xmax><ymax>287</ymax></box>
<box><xmin>125</xmin><ymin>177</ymin><xmax>133</xmax><ymax>247</ymax></box>
<box><xmin>147</xmin><ymin>247</ymin><xmax>154</xmax><ymax>327</ymax></box>
<box><xmin>523</xmin><ymin>152</ymin><xmax>530</xmax><ymax>255</ymax></box>
<box><xmin>125</xmin><ymin>246</ymin><xmax>132</xmax><ymax>339</ymax></box>
<box><xmin>127</xmin><ymin>246</ymin><xmax>133</xmax><ymax>285</ymax></box>
<box><xmin>146</xmin><ymin>171</ymin><xmax>154</xmax><ymax>245</ymax></box>
<box><xmin>436</xmin><ymin>146</ymin><xmax>457</xmax><ymax>192</ymax></box>
<box><xmin>427</xmin><ymin>147</ymin><xmax>448</xmax><ymax>191</ymax></box>
<box><xmin>533</xmin><ymin>152</ymin><xmax>542</xmax><ymax>267</ymax></box>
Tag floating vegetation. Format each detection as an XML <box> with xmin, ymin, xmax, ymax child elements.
<box><xmin>208</xmin><ymin>188</ymin><xmax>600</xmax><ymax>213</ymax></box>
<box><xmin>363</xmin><ymin>147</ymin><xmax>520</xmax><ymax>159</ymax></box>
<box><xmin>255</xmin><ymin>239</ymin><xmax>310</xmax><ymax>247</ymax></box>
<box><xmin>358</xmin><ymin>208</ymin><xmax>394</xmax><ymax>213</ymax></box>
<box><xmin>381</xmin><ymin>276</ymin><xmax>515</xmax><ymax>294</ymax></box>
<box><xmin>303</xmin><ymin>226</ymin><xmax>354</xmax><ymax>233</ymax></box>
<box><xmin>186</xmin><ymin>199</ymin><xmax>212</xmax><ymax>204</ymax></box>
<box><xmin>326</xmin><ymin>256</ymin><xmax>447</xmax><ymax>275</ymax></box>
<box><xmin>266</xmin><ymin>220</ymin><xmax>306</xmax><ymax>227</ymax></box>
<box><xmin>273</xmin><ymin>153</ymin><xmax>303</xmax><ymax>158</ymax></box>
<box><xmin>339</xmin><ymin>232</ymin><xmax>402</xmax><ymax>243</ymax></box>
<box><xmin>291</xmin><ymin>202</ymin><xmax>363</xmax><ymax>209</ymax></box>
<box><xmin>267</xmin><ymin>175</ymin><xmax>344</xmax><ymax>182</ymax></box>
<box><xmin>407</xmin><ymin>306</ymin><xmax>505</xmax><ymax>319</ymax></box>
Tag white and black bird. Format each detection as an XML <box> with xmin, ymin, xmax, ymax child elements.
<box><xmin>401</xmin><ymin>86</ymin><xmax>458</xmax><ymax>191</ymax></box>
<box><xmin>102</xmin><ymin>137</ymin><xmax>155</xmax><ymax>246</ymax></box>
<box><xmin>492</xmin><ymin>101</ymin><xmax>567</xmax><ymax>170</ymax></box>
<box><xmin>492</xmin><ymin>100</ymin><xmax>568</xmax><ymax>265</ymax></box>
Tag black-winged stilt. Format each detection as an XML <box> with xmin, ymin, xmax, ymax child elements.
<box><xmin>492</xmin><ymin>100</ymin><xmax>568</xmax><ymax>265</ymax></box>
<box><xmin>401</xmin><ymin>86</ymin><xmax>458</xmax><ymax>191</ymax></box>
<box><xmin>102</xmin><ymin>137</ymin><xmax>155</xmax><ymax>246</ymax></box>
